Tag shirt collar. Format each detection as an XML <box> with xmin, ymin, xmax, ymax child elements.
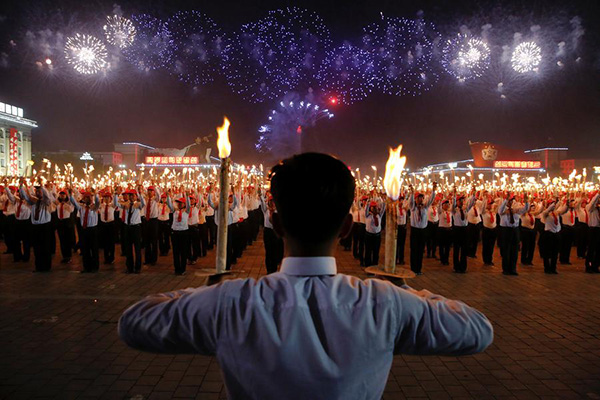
<box><xmin>280</xmin><ymin>257</ymin><xmax>337</xmax><ymax>276</ymax></box>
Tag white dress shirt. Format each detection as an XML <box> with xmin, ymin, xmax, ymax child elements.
<box><xmin>365</xmin><ymin>202</ymin><xmax>385</xmax><ymax>234</ymax></box>
<box><xmin>498</xmin><ymin>200</ymin><xmax>530</xmax><ymax>228</ymax></box>
<box><xmin>452</xmin><ymin>196</ymin><xmax>476</xmax><ymax>227</ymax></box>
<box><xmin>438</xmin><ymin>206</ymin><xmax>453</xmax><ymax>228</ymax></box>
<box><xmin>99</xmin><ymin>203</ymin><xmax>115</xmax><ymax>223</ymax></box>
<box><xmin>115</xmin><ymin>193</ymin><xmax>145</xmax><ymax>226</ymax></box>
<box><xmin>119</xmin><ymin>256</ymin><xmax>493</xmax><ymax>400</ymax></box>
<box><xmin>157</xmin><ymin>202</ymin><xmax>170</xmax><ymax>222</ymax></box>
<box><xmin>409</xmin><ymin>190</ymin><xmax>436</xmax><ymax>229</ymax></box>
<box><xmin>543</xmin><ymin>203</ymin><xmax>567</xmax><ymax>233</ymax></box>
<box><xmin>427</xmin><ymin>205</ymin><xmax>439</xmax><ymax>223</ymax></box>
<box><xmin>20</xmin><ymin>186</ymin><xmax>52</xmax><ymax>225</ymax></box>
<box><xmin>397</xmin><ymin>201</ymin><xmax>408</xmax><ymax>226</ymax></box>
<box><xmin>561</xmin><ymin>208</ymin><xmax>577</xmax><ymax>227</ymax></box>
<box><xmin>586</xmin><ymin>194</ymin><xmax>599</xmax><ymax>228</ymax></box>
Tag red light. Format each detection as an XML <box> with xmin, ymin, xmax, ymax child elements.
<box><xmin>329</xmin><ymin>97</ymin><xmax>338</xmax><ymax>105</ymax></box>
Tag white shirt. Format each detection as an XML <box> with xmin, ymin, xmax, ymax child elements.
<box><xmin>365</xmin><ymin>203</ymin><xmax>385</xmax><ymax>234</ymax></box>
<box><xmin>467</xmin><ymin>201</ymin><xmax>482</xmax><ymax>224</ymax></box>
<box><xmin>157</xmin><ymin>202</ymin><xmax>170</xmax><ymax>222</ymax></box>
<box><xmin>438</xmin><ymin>206</ymin><xmax>453</xmax><ymax>228</ymax></box>
<box><xmin>427</xmin><ymin>204</ymin><xmax>439</xmax><ymax>223</ymax></box>
<box><xmin>498</xmin><ymin>200</ymin><xmax>529</xmax><ymax>228</ymax></box>
<box><xmin>452</xmin><ymin>196</ymin><xmax>476</xmax><ymax>227</ymax></box>
<box><xmin>168</xmin><ymin>196</ymin><xmax>191</xmax><ymax>231</ymax></box>
<box><xmin>118</xmin><ymin>256</ymin><xmax>493</xmax><ymax>400</ymax></box>
<box><xmin>56</xmin><ymin>201</ymin><xmax>74</xmax><ymax>220</ymax></box>
<box><xmin>397</xmin><ymin>201</ymin><xmax>408</xmax><ymax>225</ymax></box>
<box><xmin>586</xmin><ymin>194</ymin><xmax>599</xmax><ymax>227</ymax></box>
<box><xmin>481</xmin><ymin>204</ymin><xmax>498</xmax><ymax>229</ymax></box>
<box><xmin>409</xmin><ymin>190</ymin><xmax>436</xmax><ymax>229</ymax></box>
<box><xmin>115</xmin><ymin>193</ymin><xmax>145</xmax><ymax>226</ymax></box>
<box><xmin>561</xmin><ymin>208</ymin><xmax>577</xmax><ymax>227</ymax></box>
<box><xmin>542</xmin><ymin>203</ymin><xmax>567</xmax><ymax>233</ymax></box>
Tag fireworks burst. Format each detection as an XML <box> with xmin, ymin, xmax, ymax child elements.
<box><xmin>103</xmin><ymin>15</ymin><xmax>136</xmax><ymax>49</ymax></box>
<box><xmin>64</xmin><ymin>33</ymin><xmax>108</xmax><ymax>74</ymax></box>
<box><xmin>317</xmin><ymin>43</ymin><xmax>375</xmax><ymax>104</ymax></box>
<box><xmin>442</xmin><ymin>34</ymin><xmax>491</xmax><ymax>81</ymax></box>
<box><xmin>362</xmin><ymin>16</ymin><xmax>440</xmax><ymax>96</ymax></box>
<box><xmin>124</xmin><ymin>14</ymin><xmax>172</xmax><ymax>72</ymax></box>
<box><xmin>256</xmin><ymin>92</ymin><xmax>334</xmax><ymax>156</ymax></box>
<box><xmin>511</xmin><ymin>41</ymin><xmax>542</xmax><ymax>73</ymax></box>
<box><xmin>166</xmin><ymin>11</ymin><xmax>227</xmax><ymax>86</ymax></box>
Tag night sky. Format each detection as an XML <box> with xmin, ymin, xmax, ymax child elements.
<box><xmin>0</xmin><ymin>0</ymin><xmax>599</xmax><ymax>170</ymax></box>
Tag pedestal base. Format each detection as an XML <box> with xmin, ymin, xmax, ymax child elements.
<box><xmin>365</xmin><ymin>266</ymin><xmax>416</xmax><ymax>279</ymax></box>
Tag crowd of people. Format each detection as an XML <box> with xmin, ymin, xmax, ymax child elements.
<box><xmin>0</xmin><ymin>177</ymin><xmax>283</xmax><ymax>275</ymax></box>
<box><xmin>349</xmin><ymin>183</ymin><xmax>600</xmax><ymax>275</ymax></box>
<box><xmin>1</xmin><ymin>174</ymin><xmax>599</xmax><ymax>277</ymax></box>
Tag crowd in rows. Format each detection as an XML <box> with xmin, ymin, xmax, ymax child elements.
<box><xmin>0</xmin><ymin>178</ymin><xmax>283</xmax><ymax>275</ymax></box>
<box><xmin>1</xmin><ymin>177</ymin><xmax>600</xmax><ymax>277</ymax></box>
<box><xmin>346</xmin><ymin>183</ymin><xmax>600</xmax><ymax>275</ymax></box>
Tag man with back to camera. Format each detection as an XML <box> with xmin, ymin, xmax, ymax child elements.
<box><xmin>118</xmin><ymin>153</ymin><xmax>493</xmax><ymax>400</ymax></box>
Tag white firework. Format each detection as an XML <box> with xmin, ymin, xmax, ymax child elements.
<box><xmin>103</xmin><ymin>15</ymin><xmax>136</xmax><ymax>49</ymax></box>
<box><xmin>511</xmin><ymin>41</ymin><xmax>542</xmax><ymax>73</ymax></box>
<box><xmin>64</xmin><ymin>34</ymin><xmax>108</xmax><ymax>74</ymax></box>
<box><xmin>442</xmin><ymin>34</ymin><xmax>490</xmax><ymax>81</ymax></box>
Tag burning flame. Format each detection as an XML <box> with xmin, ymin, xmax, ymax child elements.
<box><xmin>216</xmin><ymin>116</ymin><xmax>231</xmax><ymax>158</ymax></box>
<box><xmin>383</xmin><ymin>145</ymin><xmax>407</xmax><ymax>200</ymax></box>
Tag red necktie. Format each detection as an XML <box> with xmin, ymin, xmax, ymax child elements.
<box><xmin>16</xmin><ymin>202</ymin><xmax>21</xmax><ymax>218</ymax></box>
<box><xmin>398</xmin><ymin>205</ymin><xmax>403</xmax><ymax>216</ymax></box>
<box><xmin>178</xmin><ymin>210</ymin><xmax>182</xmax><ymax>222</ymax></box>
<box><xmin>553</xmin><ymin>212</ymin><xmax>558</xmax><ymax>225</ymax></box>
<box><xmin>59</xmin><ymin>203</ymin><xmax>64</xmax><ymax>219</ymax></box>
<box><xmin>474</xmin><ymin>207</ymin><xmax>478</xmax><ymax>217</ymax></box>
<box><xmin>146</xmin><ymin>203</ymin><xmax>151</xmax><ymax>219</ymax></box>
<box><xmin>104</xmin><ymin>205</ymin><xmax>108</xmax><ymax>222</ymax></box>
<box><xmin>585</xmin><ymin>209</ymin><xmax>588</xmax><ymax>224</ymax></box>
<box><xmin>446</xmin><ymin>212</ymin><xmax>450</xmax><ymax>224</ymax></box>
<box><xmin>162</xmin><ymin>203</ymin><xmax>166</xmax><ymax>215</ymax></box>
<box><xmin>529</xmin><ymin>213</ymin><xmax>534</xmax><ymax>226</ymax></box>
<box><xmin>570</xmin><ymin>210</ymin><xmax>574</xmax><ymax>224</ymax></box>
<box><xmin>373</xmin><ymin>214</ymin><xmax>379</xmax><ymax>227</ymax></box>
<box><xmin>432</xmin><ymin>208</ymin><xmax>436</xmax><ymax>217</ymax></box>
<box><xmin>121</xmin><ymin>209</ymin><xmax>126</xmax><ymax>222</ymax></box>
<box><xmin>490</xmin><ymin>212</ymin><xmax>494</xmax><ymax>224</ymax></box>
<box><xmin>83</xmin><ymin>208</ymin><xmax>89</xmax><ymax>228</ymax></box>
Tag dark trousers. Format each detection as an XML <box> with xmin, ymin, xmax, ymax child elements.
<box><xmin>501</xmin><ymin>227</ymin><xmax>520</xmax><ymax>273</ymax></box>
<box><xmin>171</xmin><ymin>229</ymin><xmax>189</xmax><ymax>274</ymax></box>
<box><xmin>438</xmin><ymin>227</ymin><xmax>452</xmax><ymax>265</ymax></box>
<box><xmin>481</xmin><ymin>227</ymin><xmax>497</xmax><ymax>265</ymax></box>
<box><xmin>80</xmin><ymin>226</ymin><xmax>99</xmax><ymax>272</ymax></box>
<box><xmin>50</xmin><ymin>212</ymin><xmax>57</xmax><ymax>255</ymax></box>
<box><xmin>364</xmin><ymin>232</ymin><xmax>381</xmax><ymax>267</ymax></box>
<box><xmin>158</xmin><ymin>219</ymin><xmax>171</xmax><ymax>255</ymax></box>
<box><xmin>396</xmin><ymin>225</ymin><xmax>407</xmax><ymax>264</ymax></box>
<box><xmin>575</xmin><ymin>222</ymin><xmax>589</xmax><ymax>258</ymax></box>
<box><xmin>352</xmin><ymin>223</ymin><xmax>366</xmax><ymax>262</ymax></box>
<box><xmin>453</xmin><ymin>226</ymin><xmax>468</xmax><ymax>272</ymax></box>
<box><xmin>251</xmin><ymin>209</ymin><xmax>261</xmax><ymax>241</ymax></box>
<box><xmin>3</xmin><ymin>214</ymin><xmax>16</xmax><ymax>254</ymax></box>
<box><xmin>542</xmin><ymin>231</ymin><xmax>560</xmax><ymax>273</ymax></box>
<box><xmin>410</xmin><ymin>226</ymin><xmax>426</xmax><ymax>273</ymax></box>
<box><xmin>559</xmin><ymin>225</ymin><xmax>575</xmax><ymax>264</ymax></box>
<box><xmin>585</xmin><ymin>227</ymin><xmax>600</xmax><ymax>272</ymax></box>
<box><xmin>198</xmin><ymin>223</ymin><xmax>208</xmax><ymax>257</ymax></box>
<box><xmin>56</xmin><ymin>218</ymin><xmax>74</xmax><ymax>261</ymax></box>
<box><xmin>31</xmin><ymin>222</ymin><xmax>53</xmax><ymax>271</ymax></box>
<box><xmin>467</xmin><ymin>223</ymin><xmax>480</xmax><ymax>258</ymax></box>
<box><xmin>231</xmin><ymin>223</ymin><xmax>242</xmax><ymax>261</ymax></box>
<box><xmin>142</xmin><ymin>218</ymin><xmax>159</xmax><ymax>264</ymax></box>
<box><xmin>264</xmin><ymin>227</ymin><xmax>283</xmax><ymax>274</ymax></box>
<box><xmin>14</xmin><ymin>219</ymin><xmax>31</xmax><ymax>262</ymax></box>
<box><xmin>99</xmin><ymin>221</ymin><xmax>115</xmax><ymax>263</ymax></box>
<box><xmin>426</xmin><ymin>221</ymin><xmax>438</xmax><ymax>257</ymax></box>
<box><xmin>123</xmin><ymin>224</ymin><xmax>142</xmax><ymax>273</ymax></box>
<box><xmin>207</xmin><ymin>215</ymin><xmax>217</xmax><ymax>249</ymax></box>
<box><xmin>520</xmin><ymin>227</ymin><xmax>536</xmax><ymax>264</ymax></box>
<box><xmin>188</xmin><ymin>225</ymin><xmax>201</xmax><ymax>262</ymax></box>
<box><xmin>535</xmin><ymin>219</ymin><xmax>545</xmax><ymax>258</ymax></box>
<box><xmin>340</xmin><ymin>227</ymin><xmax>352</xmax><ymax>250</ymax></box>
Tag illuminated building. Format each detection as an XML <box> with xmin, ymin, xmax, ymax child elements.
<box><xmin>0</xmin><ymin>101</ymin><xmax>38</xmax><ymax>176</ymax></box>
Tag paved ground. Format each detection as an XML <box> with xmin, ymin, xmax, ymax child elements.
<box><xmin>1</xmin><ymin>233</ymin><xmax>600</xmax><ymax>400</ymax></box>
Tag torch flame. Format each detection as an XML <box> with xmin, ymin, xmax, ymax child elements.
<box><xmin>216</xmin><ymin>116</ymin><xmax>231</xmax><ymax>158</ymax></box>
<box><xmin>383</xmin><ymin>145</ymin><xmax>407</xmax><ymax>200</ymax></box>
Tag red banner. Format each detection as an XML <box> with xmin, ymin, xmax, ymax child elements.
<box><xmin>493</xmin><ymin>160</ymin><xmax>541</xmax><ymax>169</ymax></box>
<box><xmin>145</xmin><ymin>156</ymin><xmax>199</xmax><ymax>165</ymax></box>
<box><xmin>9</xmin><ymin>128</ymin><xmax>18</xmax><ymax>176</ymax></box>
<box><xmin>469</xmin><ymin>141</ymin><xmax>533</xmax><ymax>168</ymax></box>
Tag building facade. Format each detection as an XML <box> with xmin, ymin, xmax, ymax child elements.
<box><xmin>0</xmin><ymin>101</ymin><xmax>38</xmax><ymax>176</ymax></box>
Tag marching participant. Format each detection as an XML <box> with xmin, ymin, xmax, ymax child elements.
<box><xmin>520</xmin><ymin>200</ymin><xmax>541</xmax><ymax>266</ymax></box>
<box><xmin>364</xmin><ymin>199</ymin><xmax>385</xmax><ymax>267</ymax></box>
<box><xmin>1</xmin><ymin>185</ymin><xmax>18</xmax><ymax>256</ymax></box>
<box><xmin>351</xmin><ymin>195</ymin><xmax>368</xmax><ymax>266</ymax></box>
<box><xmin>575</xmin><ymin>195</ymin><xmax>590</xmax><ymax>260</ymax></box>
<box><xmin>54</xmin><ymin>188</ymin><xmax>75</xmax><ymax>263</ymax></box>
<box><xmin>498</xmin><ymin>193</ymin><xmax>529</xmax><ymax>275</ymax></box>
<box><xmin>69</xmin><ymin>188</ymin><xmax>100</xmax><ymax>273</ymax></box>
<box><xmin>540</xmin><ymin>197</ymin><xmax>568</xmax><ymax>274</ymax></box>
<box><xmin>114</xmin><ymin>186</ymin><xmax>145</xmax><ymax>274</ymax></box>
<box><xmin>157</xmin><ymin>193</ymin><xmax>171</xmax><ymax>256</ymax></box>
<box><xmin>559</xmin><ymin>197</ymin><xmax>577</xmax><ymax>265</ymax></box>
<box><xmin>408</xmin><ymin>182</ymin><xmax>437</xmax><ymax>275</ymax></box>
<box><xmin>466</xmin><ymin>193</ymin><xmax>482</xmax><ymax>258</ymax></box>
<box><xmin>166</xmin><ymin>189</ymin><xmax>191</xmax><ymax>276</ymax></box>
<box><xmin>98</xmin><ymin>189</ymin><xmax>116</xmax><ymax>264</ymax></box>
<box><xmin>451</xmin><ymin>188</ymin><xmax>476</xmax><ymax>273</ymax></box>
<box><xmin>437</xmin><ymin>197</ymin><xmax>453</xmax><ymax>266</ymax></box>
<box><xmin>19</xmin><ymin>179</ymin><xmax>53</xmax><ymax>272</ymax></box>
<box><xmin>187</xmin><ymin>193</ymin><xmax>201</xmax><ymax>265</ymax></box>
<box><xmin>426</xmin><ymin>194</ymin><xmax>439</xmax><ymax>259</ymax></box>
<box><xmin>396</xmin><ymin>194</ymin><xmax>408</xmax><ymax>265</ymax></box>
<box><xmin>260</xmin><ymin>190</ymin><xmax>283</xmax><ymax>274</ymax></box>
<box><xmin>480</xmin><ymin>197</ymin><xmax>500</xmax><ymax>266</ymax></box>
<box><xmin>584</xmin><ymin>192</ymin><xmax>599</xmax><ymax>273</ymax></box>
<box><xmin>141</xmin><ymin>186</ymin><xmax>160</xmax><ymax>266</ymax></box>
<box><xmin>7</xmin><ymin>183</ymin><xmax>31</xmax><ymax>263</ymax></box>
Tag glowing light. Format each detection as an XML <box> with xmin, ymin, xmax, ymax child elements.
<box><xmin>103</xmin><ymin>15</ymin><xmax>136</xmax><ymax>49</ymax></box>
<box><xmin>124</xmin><ymin>14</ymin><xmax>173</xmax><ymax>72</ymax></box>
<box><xmin>442</xmin><ymin>34</ymin><xmax>490</xmax><ymax>81</ymax></box>
<box><xmin>216</xmin><ymin>117</ymin><xmax>231</xmax><ymax>158</ymax></box>
<box><xmin>383</xmin><ymin>145</ymin><xmax>407</xmax><ymax>200</ymax></box>
<box><xmin>511</xmin><ymin>41</ymin><xmax>542</xmax><ymax>73</ymax></box>
<box><xmin>45</xmin><ymin>58</ymin><xmax>52</xmax><ymax>65</ymax></box>
<box><xmin>64</xmin><ymin>34</ymin><xmax>108</xmax><ymax>74</ymax></box>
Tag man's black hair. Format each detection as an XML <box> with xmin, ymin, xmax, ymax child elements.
<box><xmin>270</xmin><ymin>153</ymin><xmax>355</xmax><ymax>244</ymax></box>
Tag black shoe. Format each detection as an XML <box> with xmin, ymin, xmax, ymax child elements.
<box><xmin>509</xmin><ymin>272</ymin><xmax>519</xmax><ymax>276</ymax></box>
<box><xmin>175</xmin><ymin>271</ymin><xmax>186</xmax><ymax>276</ymax></box>
<box><xmin>415</xmin><ymin>272</ymin><xmax>423</xmax><ymax>276</ymax></box>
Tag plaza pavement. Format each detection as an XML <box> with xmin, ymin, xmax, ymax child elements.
<box><xmin>1</xmin><ymin>234</ymin><xmax>599</xmax><ymax>400</ymax></box>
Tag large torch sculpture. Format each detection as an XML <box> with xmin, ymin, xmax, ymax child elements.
<box><xmin>365</xmin><ymin>145</ymin><xmax>415</xmax><ymax>283</ymax></box>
